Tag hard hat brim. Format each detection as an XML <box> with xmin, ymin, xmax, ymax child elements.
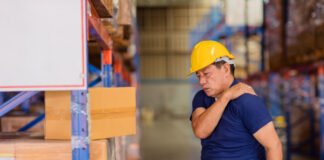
<box><xmin>186</xmin><ymin>72</ymin><xmax>194</xmax><ymax>78</ymax></box>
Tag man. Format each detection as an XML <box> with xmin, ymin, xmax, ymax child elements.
<box><xmin>188</xmin><ymin>41</ymin><xmax>282</xmax><ymax>160</ymax></box>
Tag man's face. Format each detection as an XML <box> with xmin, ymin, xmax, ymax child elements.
<box><xmin>196</xmin><ymin>64</ymin><xmax>227</xmax><ymax>97</ymax></box>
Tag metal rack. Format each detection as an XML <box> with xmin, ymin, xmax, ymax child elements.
<box><xmin>189</xmin><ymin>2</ymin><xmax>323</xmax><ymax>159</ymax></box>
<box><xmin>0</xmin><ymin>0</ymin><xmax>136</xmax><ymax>160</ymax></box>
<box><xmin>318</xmin><ymin>66</ymin><xmax>324</xmax><ymax>160</ymax></box>
<box><xmin>189</xmin><ymin>6</ymin><xmax>263</xmax><ymax>79</ymax></box>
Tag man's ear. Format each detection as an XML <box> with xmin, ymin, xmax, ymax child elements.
<box><xmin>222</xmin><ymin>63</ymin><xmax>231</xmax><ymax>75</ymax></box>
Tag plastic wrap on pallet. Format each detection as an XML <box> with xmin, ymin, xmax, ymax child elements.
<box><xmin>71</xmin><ymin>102</ymin><xmax>88</xmax><ymax>115</ymax></box>
<box><xmin>71</xmin><ymin>136</ymin><xmax>90</xmax><ymax>150</ymax></box>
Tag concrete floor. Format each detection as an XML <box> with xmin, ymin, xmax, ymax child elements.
<box><xmin>140</xmin><ymin>118</ymin><xmax>201</xmax><ymax>160</ymax></box>
<box><xmin>139</xmin><ymin>117</ymin><xmax>317</xmax><ymax>160</ymax></box>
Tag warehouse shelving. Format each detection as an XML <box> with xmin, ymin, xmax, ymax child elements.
<box><xmin>189</xmin><ymin>2</ymin><xmax>324</xmax><ymax>160</ymax></box>
<box><xmin>0</xmin><ymin>0</ymin><xmax>137</xmax><ymax>160</ymax></box>
<box><xmin>189</xmin><ymin>6</ymin><xmax>263</xmax><ymax>80</ymax></box>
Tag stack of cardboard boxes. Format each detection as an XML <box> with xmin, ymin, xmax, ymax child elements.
<box><xmin>0</xmin><ymin>87</ymin><xmax>136</xmax><ymax>160</ymax></box>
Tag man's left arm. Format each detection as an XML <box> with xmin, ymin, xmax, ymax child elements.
<box><xmin>253</xmin><ymin>122</ymin><xmax>282</xmax><ymax>160</ymax></box>
<box><xmin>240</xmin><ymin>95</ymin><xmax>282</xmax><ymax>160</ymax></box>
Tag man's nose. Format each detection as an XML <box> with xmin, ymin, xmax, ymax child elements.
<box><xmin>199</xmin><ymin>77</ymin><xmax>206</xmax><ymax>85</ymax></box>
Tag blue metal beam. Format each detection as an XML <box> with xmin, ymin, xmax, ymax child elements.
<box><xmin>103</xmin><ymin>50</ymin><xmax>114</xmax><ymax>160</ymax></box>
<box><xmin>115</xmin><ymin>73</ymin><xmax>121</xmax><ymax>87</ymax></box>
<box><xmin>18</xmin><ymin>113</ymin><xmax>45</xmax><ymax>131</ymax></box>
<box><xmin>0</xmin><ymin>92</ymin><xmax>4</xmax><ymax>105</ymax></box>
<box><xmin>88</xmin><ymin>77</ymin><xmax>102</xmax><ymax>87</ymax></box>
<box><xmin>71</xmin><ymin>90</ymin><xmax>89</xmax><ymax>160</ymax></box>
<box><xmin>0</xmin><ymin>91</ymin><xmax>39</xmax><ymax>118</ymax></box>
<box><xmin>103</xmin><ymin>65</ymin><xmax>112</xmax><ymax>87</ymax></box>
<box><xmin>21</xmin><ymin>99</ymin><xmax>30</xmax><ymax>113</ymax></box>
<box><xmin>88</xmin><ymin>64</ymin><xmax>101</xmax><ymax>77</ymax></box>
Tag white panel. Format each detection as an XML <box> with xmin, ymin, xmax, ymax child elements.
<box><xmin>0</xmin><ymin>0</ymin><xmax>87</xmax><ymax>91</ymax></box>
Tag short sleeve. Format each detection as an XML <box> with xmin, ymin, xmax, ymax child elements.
<box><xmin>239</xmin><ymin>94</ymin><xmax>272</xmax><ymax>134</ymax></box>
<box><xmin>190</xmin><ymin>90</ymin><xmax>207</xmax><ymax>121</ymax></box>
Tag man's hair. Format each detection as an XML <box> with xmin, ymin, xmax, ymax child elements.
<box><xmin>213</xmin><ymin>61</ymin><xmax>235</xmax><ymax>76</ymax></box>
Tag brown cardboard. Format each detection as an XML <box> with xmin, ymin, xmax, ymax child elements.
<box><xmin>0</xmin><ymin>140</ymin><xmax>15</xmax><ymax>159</ymax></box>
<box><xmin>89</xmin><ymin>87</ymin><xmax>136</xmax><ymax>139</ymax></box>
<box><xmin>0</xmin><ymin>139</ymin><xmax>108</xmax><ymax>160</ymax></box>
<box><xmin>90</xmin><ymin>139</ymin><xmax>109</xmax><ymax>160</ymax></box>
<box><xmin>117</xmin><ymin>0</ymin><xmax>131</xmax><ymax>25</ymax></box>
<box><xmin>45</xmin><ymin>91</ymin><xmax>71</xmax><ymax>140</ymax></box>
<box><xmin>45</xmin><ymin>87</ymin><xmax>136</xmax><ymax>140</ymax></box>
<box><xmin>1</xmin><ymin>115</ymin><xmax>44</xmax><ymax>132</ymax></box>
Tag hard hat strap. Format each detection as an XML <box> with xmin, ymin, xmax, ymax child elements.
<box><xmin>215</xmin><ymin>56</ymin><xmax>235</xmax><ymax>65</ymax></box>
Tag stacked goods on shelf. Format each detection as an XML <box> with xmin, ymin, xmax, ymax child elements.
<box><xmin>265</xmin><ymin>0</ymin><xmax>324</xmax><ymax>67</ymax></box>
<box><xmin>230</xmin><ymin>34</ymin><xmax>248</xmax><ymax>79</ymax></box>
<box><xmin>286</xmin><ymin>0</ymin><xmax>316</xmax><ymax>65</ymax></box>
<box><xmin>117</xmin><ymin>0</ymin><xmax>131</xmax><ymax>26</ymax></box>
<box><xmin>283</xmin><ymin>74</ymin><xmax>319</xmax><ymax>156</ymax></box>
<box><xmin>248</xmin><ymin>35</ymin><xmax>262</xmax><ymax>75</ymax></box>
<box><xmin>45</xmin><ymin>87</ymin><xmax>136</xmax><ymax>140</ymax></box>
<box><xmin>0</xmin><ymin>135</ymin><xmax>108</xmax><ymax>160</ymax></box>
<box><xmin>0</xmin><ymin>99</ymin><xmax>45</xmax><ymax>132</ymax></box>
<box><xmin>315</xmin><ymin>0</ymin><xmax>324</xmax><ymax>57</ymax></box>
<box><xmin>1</xmin><ymin>115</ymin><xmax>44</xmax><ymax>132</ymax></box>
<box><xmin>247</xmin><ymin>70</ymin><xmax>320</xmax><ymax>158</ymax></box>
<box><xmin>264</xmin><ymin>0</ymin><xmax>283</xmax><ymax>70</ymax></box>
<box><xmin>0</xmin><ymin>1</ymin><xmax>139</xmax><ymax>159</ymax></box>
<box><xmin>265</xmin><ymin>0</ymin><xmax>324</xmax><ymax>69</ymax></box>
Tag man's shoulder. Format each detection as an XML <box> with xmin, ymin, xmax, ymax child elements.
<box><xmin>233</xmin><ymin>94</ymin><xmax>265</xmax><ymax>108</ymax></box>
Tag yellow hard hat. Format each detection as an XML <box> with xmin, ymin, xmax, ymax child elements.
<box><xmin>187</xmin><ymin>41</ymin><xmax>235</xmax><ymax>77</ymax></box>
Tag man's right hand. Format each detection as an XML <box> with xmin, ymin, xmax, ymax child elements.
<box><xmin>192</xmin><ymin>82</ymin><xmax>256</xmax><ymax>139</ymax></box>
<box><xmin>220</xmin><ymin>83</ymin><xmax>256</xmax><ymax>101</ymax></box>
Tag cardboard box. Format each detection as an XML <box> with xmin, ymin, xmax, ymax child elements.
<box><xmin>0</xmin><ymin>139</ymin><xmax>108</xmax><ymax>160</ymax></box>
<box><xmin>0</xmin><ymin>140</ymin><xmax>15</xmax><ymax>160</ymax></box>
<box><xmin>1</xmin><ymin>115</ymin><xmax>44</xmax><ymax>132</ymax></box>
<box><xmin>45</xmin><ymin>87</ymin><xmax>136</xmax><ymax>140</ymax></box>
<box><xmin>117</xmin><ymin>0</ymin><xmax>131</xmax><ymax>25</ymax></box>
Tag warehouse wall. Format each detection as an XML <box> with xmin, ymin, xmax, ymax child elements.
<box><xmin>138</xmin><ymin>6</ymin><xmax>209</xmax><ymax>118</ymax></box>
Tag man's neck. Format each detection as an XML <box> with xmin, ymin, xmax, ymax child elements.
<box><xmin>214</xmin><ymin>76</ymin><xmax>234</xmax><ymax>98</ymax></box>
<box><xmin>225</xmin><ymin>76</ymin><xmax>235</xmax><ymax>89</ymax></box>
